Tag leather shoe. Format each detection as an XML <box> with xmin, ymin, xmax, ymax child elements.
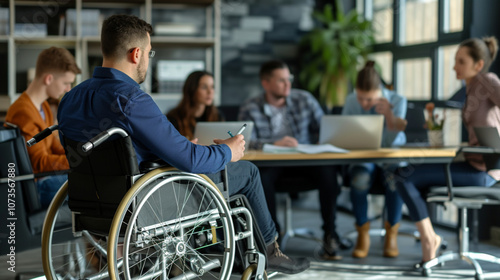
<box><xmin>266</xmin><ymin>240</ymin><xmax>310</xmax><ymax>274</ymax></box>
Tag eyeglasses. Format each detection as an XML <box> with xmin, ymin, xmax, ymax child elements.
<box><xmin>129</xmin><ymin>48</ymin><xmax>155</xmax><ymax>58</ymax></box>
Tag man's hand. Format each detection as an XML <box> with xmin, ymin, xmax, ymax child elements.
<box><xmin>274</xmin><ymin>136</ymin><xmax>298</xmax><ymax>147</ymax></box>
<box><xmin>374</xmin><ymin>97</ymin><xmax>392</xmax><ymax>117</ymax></box>
<box><xmin>375</xmin><ymin>98</ymin><xmax>407</xmax><ymax>131</ymax></box>
<box><xmin>213</xmin><ymin>134</ymin><xmax>245</xmax><ymax>162</ymax></box>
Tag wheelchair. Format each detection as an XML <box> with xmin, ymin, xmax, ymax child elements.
<box><xmin>31</xmin><ymin>126</ymin><xmax>267</xmax><ymax>280</ymax></box>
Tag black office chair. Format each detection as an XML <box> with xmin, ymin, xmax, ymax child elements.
<box><xmin>0</xmin><ymin>122</ymin><xmax>72</xmax><ymax>256</ymax></box>
<box><xmin>423</xmin><ymin>126</ymin><xmax>500</xmax><ymax>280</ymax></box>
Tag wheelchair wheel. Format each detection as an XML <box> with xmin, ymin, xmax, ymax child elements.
<box><xmin>42</xmin><ymin>182</ymin><xmax>109</xmax><ymax>280</ymax></box>
<box><xmin>108</xmin><ymin>168</ymin><xmax>236</xmax><ymax>280</ymax></box>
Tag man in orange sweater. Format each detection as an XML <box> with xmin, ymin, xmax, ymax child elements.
<box><xmin>6</xmin><ymin>47</ymin><xmax>81</xmax><ymax>207</ymax></box>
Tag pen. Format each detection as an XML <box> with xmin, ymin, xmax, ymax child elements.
<box><xmin>236</xmin><ymin>124</ymin><xmax>247</xmax><ymax>135</ymax></box>
<box><xmin>227</xmin><ymin>123</ymin><xmax>247</xmax><ymax>137</ymax></box>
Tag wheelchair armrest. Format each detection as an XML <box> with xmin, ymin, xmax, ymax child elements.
<box><xmin>139</xmin><ymin>159</ymin><xmax>172</xmax><ymax>173</ymax></box>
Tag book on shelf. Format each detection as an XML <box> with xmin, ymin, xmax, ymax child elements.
<box><xmin>262</xmin><ymin>143</ymin><xmax>349</xmax><ymax>154</ymax></box>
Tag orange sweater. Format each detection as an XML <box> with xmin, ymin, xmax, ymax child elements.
<box><xmin>5</xmin><ymin>92</ymin><xmax>69</xmax><ymax>173</ymax></box>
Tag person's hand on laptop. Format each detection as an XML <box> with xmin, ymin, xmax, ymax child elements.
<box><xmin>213</xmin><ymin>134</ymin><xmax>245</xmax><ymax>162</ymax></box>
<box><xmin>274</xmin><ymin>136</ymin><xmax>298</xmax><ymax>147</ymax></box>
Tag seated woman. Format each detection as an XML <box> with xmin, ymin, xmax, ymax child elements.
<box><xmin>342</xmin><ymin>61</ymin><xmax>407</xmax><ymax>258</ymax></box>
<box><xmin>166</xmin><ymin>70</ymin><xmax>224</xmax><ymax>141</ymax></box>
<box><xmin>395</xmin><ymin>36</ymin><xmax>499</xmax><ymax>264</ymax></box>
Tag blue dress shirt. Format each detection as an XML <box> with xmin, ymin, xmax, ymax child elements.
<box><xmin>342</xmin><ymin>87</ymin><xmax>407</xmax><ymax>147</ymax></box>
<box><xmin>58</xmin><ymin>67</ymin><xmax>231</xmax><ymax>174</ymax></box>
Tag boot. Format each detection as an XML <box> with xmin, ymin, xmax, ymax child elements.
<box><xmin>383</xmin><ymin>221</ymin><xmax>400</xmax><ymax>258</ymax></box>
<box><xmin>266</xmin><ymin>239</ymin><xmax>310</xmax><ymax>274</ymax></box>
<box><xmin>352</xmin><ymin>222</ymin><xmax>370</xmax><ymax>258</ymax></box>
<box><xmin>322</xmin><ymin>232</ymin><xmax>343</xmax><ymax>260</ymax></box>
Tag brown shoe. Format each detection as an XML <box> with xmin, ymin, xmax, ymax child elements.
<box><xmin>266</xmin><ymin>240</ymin><xmax>310</xmax><ymax>274</ymax></box>
<box><xmin>352</xmin><ymin>222</ymin><xmax>370</xmax><ymax>258</ymax></box>
<box><xmin>383</xmin><ymin>221</ymin><xmax>400</xmax><ymax>258</ymax></box>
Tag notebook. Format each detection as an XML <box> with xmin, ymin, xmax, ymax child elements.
<box><xmin>319</xmin><ymin>115</ymin><xmax>384</xmax><ymax>150</ymax></box>
<box><xmin>194</xmin><ymin>121</ymin><xmax>254</xmax><ymax>150</ymax></box>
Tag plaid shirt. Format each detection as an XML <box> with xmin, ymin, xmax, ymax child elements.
<box><xmin>238</xmin><ymin>89</ymin><xmax>324</xmax><ymax>150</ymax></box>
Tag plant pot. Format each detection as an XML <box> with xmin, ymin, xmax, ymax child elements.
<box><xmin>427</xmin><ymin>130</ymin><xmax>444</xmax><ymax>147</ymax></box>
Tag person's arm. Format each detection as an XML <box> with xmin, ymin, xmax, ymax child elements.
<box><xmin>10</xmin><ymin>109</ymin><xmax>69</xmax><ymax>173</ymax></box>
<box><xmin>125</xmin><ymin>93</ymin><xmax>232</xmax><ymax>174</ymax></box>
<box><xmin>485</xmin><ymin>74</ymin><xmax>500</xmax><ymax>107</ymax></box>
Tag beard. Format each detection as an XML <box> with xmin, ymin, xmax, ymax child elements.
<box><xmin>136</xmin><ymin>59</ymin><xmax>147</xmax><ymax>84</ymax></box>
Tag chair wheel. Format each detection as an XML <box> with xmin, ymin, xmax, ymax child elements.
<box><xmin>475</xmin><ymin>274</ymin><xmax>483</xmax><ymax>280</ymax></box>
<box><xmin>241</xmin><ymin>264</ymin><xmax>268</xmax><ymax>280</ymax></box>
<box><xmin>422</xmin><ymin>268</ymin><xmax>431</xmax><ymax>277</ymax></box>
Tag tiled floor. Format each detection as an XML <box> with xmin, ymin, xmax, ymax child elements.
<box><xmin>2</xmin><ymin>190</ymin><xmax>500</xmax><ymax>280</ymax></box>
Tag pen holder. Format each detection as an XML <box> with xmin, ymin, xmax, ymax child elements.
<box><xmin>427</xmin><ymin>130</ymin><xmax>444</xmax><ymax>147</ymax></box>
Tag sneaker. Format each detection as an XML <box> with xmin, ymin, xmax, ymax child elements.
<box><xmin>266</xmin><ymin>240</ymin><xmax>310</xmax><ymax>274</ymax></box>
<box><xmin>322</xmin><ymin>233</ymin><xmax>343</xmax><ymax>260</ymax></box>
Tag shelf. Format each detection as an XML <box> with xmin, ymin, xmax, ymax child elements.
<box><xmin>13</xmin><ymin>36</ymin><xmax>78</xmax><ymax>46</ymax></box>
<box><xmin>151</xmin><ymin>36</ymin><xmax>215</xmax><ymax>47</ymax></box>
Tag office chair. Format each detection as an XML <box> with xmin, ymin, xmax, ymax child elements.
<box><xmin>0</xmin><ymin>122</ymin><xmax>72</xmax><ymax>257</ymax></box>
<box><xmin>423</xmin><ymin>127</ymin><xmax>500</xmax><ymax>280</ymax></box>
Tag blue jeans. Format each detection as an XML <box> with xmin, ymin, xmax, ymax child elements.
<box><xmin>37</xmin><ymin>174</ymin><xmax>68</xmax><ymax>208</ymax></box>
<box><xmin>348</xmin><ymin>163</ymin><xmax>403</xmax><ymax>226</ymax></box>
<box><xmin>395</xmin><ymin>161</ymin><xmax>495</xmax><ymax>222</ymax></box>
<box><xmin>206</xmin><ymin>161</ymin><xmax>277</xmax><ymax>244</ymax></box>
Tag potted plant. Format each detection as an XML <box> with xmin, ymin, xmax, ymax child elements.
<box><xmin>299</xmin><ymin>0</ymin><xmax>375</xmax><ymax>109</ymax></box>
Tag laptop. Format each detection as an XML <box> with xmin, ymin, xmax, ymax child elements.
<box><xmin>319</xmin><ymin>115</ymin><xmax>384</xmax><ymax>149</ymax></box>
<box><xmin>474</xmin><ymin>126</ymin><xmax>500</xmax><ymax>148</ymax></box>
<box><xmin>194</xmin><ymin>121</ymin><xmax>254</xmax><ymax>150</ymax></box>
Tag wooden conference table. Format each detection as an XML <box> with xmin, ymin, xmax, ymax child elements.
<box><xmin>242</xmin><ymin>147</ymin><xmax>458</xmax><ymax>167</ymax></box>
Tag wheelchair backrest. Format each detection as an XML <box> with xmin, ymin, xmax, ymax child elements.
<box><xmin>63</xmin><ymin>135</ymin><xmax>140</xmax><ymax>218</ymax></box>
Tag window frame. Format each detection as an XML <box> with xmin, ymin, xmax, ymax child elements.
<box><xmin>359</xmin><ymin>0</ymin><xmax>472</xmax><ymax>102</ymax></box>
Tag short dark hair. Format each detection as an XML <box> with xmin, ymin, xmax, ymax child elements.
<box><xmin>101</xmin><ymin>14</ymin><xmax>153</xmax><ymax>60</ymax></box>
<box><xmin>35</xmin><ymin>47</ymin><xmax>81</xmax><ymax>78</ymax></box>
<box><xmin>355</xmin><ymin>60</ymin><xmax>381</xmax><ymax>91</ymax></box>
<box><xmin>259</xmin><ymin>60</ymin><xmax>288</xmax><ymax>80</ymax></box>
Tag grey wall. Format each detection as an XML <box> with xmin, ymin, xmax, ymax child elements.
<box><xmin>219</xmin><ymin>0</ymin><xmax>315</xmax><ymax>105</ymax></box>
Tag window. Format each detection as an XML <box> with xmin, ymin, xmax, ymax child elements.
<box><xmin>397</xmin><ymin>57</ymin><xmax>432</xmax><ymax>100</ymax></box>
<box><xmin>359</xmin><ymin>0</ymin><xmax>470</xmax><ymax>101</ymax></box>
<box><xmin>400</xmin><ymin>0</ymin><xmax>438</xmax><ymax>46</ymax></box>
<box><xmin>444</xmin><ymin>0</ymin><xmax>464</xmax><ymax>33</ymax></box>
<box><xmin>371</xmin><ymin>0</ymin><xmax>393</xmax><ymax>43</ymax></box>
<box><xmin>439</xmin><ymin>44</ymin><xmax>463</xmax><ymax>99</ymax></box>
<box><xmin>369</xmin><ymin>51</ymin><xmax>393</xmax><ymax>84</ymax></box>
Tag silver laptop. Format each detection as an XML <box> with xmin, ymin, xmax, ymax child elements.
<box><xmin>474</xmin><ymin>126</ymin><xmax>500</xmax><ymax>148</ymax></box>
<box><xmin>319</xmin><ymin>115</ymin><xmax>384</xmax><ymax>149</ymax></box>
<box><xmin>194</xmin><ymin>121</ymin><xmax>254</xmax><ymax>150</ymax></box>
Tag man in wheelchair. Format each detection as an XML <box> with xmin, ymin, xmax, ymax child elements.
<box><xmin>56</xmin><ymin>14</ymin><xmax>309</xmax><ymax>276</ymax></box>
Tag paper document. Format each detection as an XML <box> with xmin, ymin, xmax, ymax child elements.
<box><xmin>263</xmin><ymin>143</ymin><xmax>349</xmax><ymax>154</ymax></box>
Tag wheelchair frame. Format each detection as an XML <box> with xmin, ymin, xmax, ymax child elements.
<box><xmin>33</xmin><ymin>126</ymin><xmax>266</xmax><ymax>280</ymax></box>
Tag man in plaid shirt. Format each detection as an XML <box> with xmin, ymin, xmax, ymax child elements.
<box><xmin>239</xmin><ymin>60</ymin><xmax>351</xmax><ymax>260</ymax></box>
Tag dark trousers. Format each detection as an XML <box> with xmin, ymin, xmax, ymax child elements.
<box><xmin>259</xmin><ymin>165</ymin><xmax>341</xmax><ymax>236</ymax></box>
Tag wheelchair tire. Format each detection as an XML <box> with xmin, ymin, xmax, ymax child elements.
<box><xmin>108</xmin><ymin>168</ymin><xmax>236</xmax><ymax>280</ymax></box>
<box><xmin>42</xmin><ymin>182</ymin><xmax>110</xmax><ymax>280</ymax></box>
